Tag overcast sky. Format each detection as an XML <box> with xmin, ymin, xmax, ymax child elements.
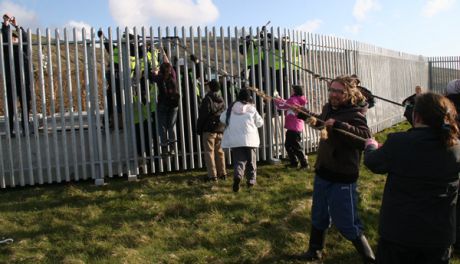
<box><xmin>2</xmin><ymin>0</ymin><xmax>459</xmax><ymax>56</ymax></box>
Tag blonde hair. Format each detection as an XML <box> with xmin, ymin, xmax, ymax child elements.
<box><xmin>330</xmin><ymin>75</ymin><xmax>366</xmax><ymax>106</ymax></box>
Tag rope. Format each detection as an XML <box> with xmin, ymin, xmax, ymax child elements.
<box><xmin>246</xmin><ymin>86</ymin><xmax>368</xmax><ymax>142</ymax></box>
<box><xmin>162</xmin><ymin>37</ymin><xmax>368</xmax><ymax>142</ymax></box>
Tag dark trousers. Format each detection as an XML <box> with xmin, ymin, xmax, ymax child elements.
<box><xmin>311</xmin><ymin>175</ymin><xmax>363</xmax><ymax>240</ymax></box>
<box><xmin>6</xmin><ymin>81</ymin><xmax>30</xmax><ymax>134</ymax></box>
<box><xmin>376</xmin><ymin>238</ymin><xmax>451</xmax><ymax>264</ymax></box>
<box><xmin>135</xmin><ymin>116</ymin><xmax>158</xmax><ymax>157</ymax></box>
<box><xmin>106</xmin><ymin>71</ymin><xmax>122</xmax><ymax>119</ymax></box>
<box><xmin>157</xmin><ymin>104</ymin><xmax>178</xmax><ymax>146</ymax></box>
<box><xmin>231</xmin><ymin>147</ymin><xmax>257</xmax><ymax>185</ymax></box>
<box><xmin>285</xmin><ymin>130</ymin><xmax>307</xmax><ymax>166</ymax></box>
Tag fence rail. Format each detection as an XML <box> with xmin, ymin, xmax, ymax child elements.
<box><xmin>0</xmin><ymin>26</ymin><xmax>452</xmax><ymax>188</ymax></box>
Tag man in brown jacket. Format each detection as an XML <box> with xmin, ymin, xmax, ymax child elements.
<box><xmin>297</xmin><ymin>75</ymin><xmax>375</xmax><ymax>264</ymax></box>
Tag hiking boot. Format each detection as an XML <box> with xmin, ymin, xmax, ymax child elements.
<box><xmin>233</xmin><ymin>178</ymin><xmax>241</xmax><ymax>192</ymax></box>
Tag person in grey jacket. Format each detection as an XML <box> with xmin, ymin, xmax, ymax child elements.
<box><xmin>220</xmin><ymin>89</ymin><xmax>264</xmax><ymax>192</ymax></box>
<box><xmin>364</xmin><ymin>92</ymin><xmax>460</xmax><ymax>264</ymax></box>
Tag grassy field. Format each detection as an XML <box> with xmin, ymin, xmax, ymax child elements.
<box><xmin>0</xmin><ymin>122</ymin><xmax>459</xmax><ymax>264</ymax></box>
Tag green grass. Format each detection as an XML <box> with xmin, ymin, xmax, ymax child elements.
<box><xmin>0</xmin><ymin>121</ymin><xmax>458</xmax><ymax>264</ymax></box>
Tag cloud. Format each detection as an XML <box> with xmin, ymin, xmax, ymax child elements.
<box><xmin>353</xmin><ymin>0</ymin><xmax>381</xmax><ymax>21</ymax></box>
<box><xmin>421</xmin><ymin>0</ymin><xmax>455</xmax><ymax>17</ymax></box>
<box><xmin>63</xmin><ymin>20</ymin><xmax>93</xmax><ymax>40</ymax></box>
<box><xmin>345</xmin><ymin>24</ymin><xmax>362</xmax><ymax>34</ymax></box>
<box><xmin>108</xmin><ymin>0</ymin><xmax>219</xmax><ymax>28</ymax></box>
<box><xmin>0</xmin><ymin>0</ymin><xmax>39</xmax><ymax>29</ymax></box>
<box><xmin>295</xmin><ymin>19</ymin><xmax>322</xmax><ymax>33</ymax></box>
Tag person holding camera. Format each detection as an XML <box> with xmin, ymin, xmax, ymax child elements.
<box><xmin>2</xmin><ymin>13</ymin><xmax>31</xmax><ymax>136</ymax></box>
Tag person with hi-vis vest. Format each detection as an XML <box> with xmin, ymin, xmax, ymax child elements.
<box><xmin>239</xmin><ymin>30</ymin><xmax>285</xmax><ymax>118</ymax></box>
<box><xmin>132</xmin><ymin>42</ymin><xmax>160</xmax><ymax>159</ymax></box>
<box><xmin>98</xmin><ymin>30</ymin><xmax>149</xmax><ymax>130</ymax></box>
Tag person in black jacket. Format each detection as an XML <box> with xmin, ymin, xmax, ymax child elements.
<box><xmin>296</xmin><ymin>75</ymin><xmax>375</xmax><ymax>263</ymax></box>
<box><xmin>2</xmin><ymin>13</ymin><xmax>31</xmax><ymax>136</ymax></box>
<box><xmin>445</xmin><ymin>79</ymin><xmax>460</xmax><ymax>253</ymax></box>
<box><xmin>364</xmin><ymin>92</ymin><xmax>460</xmax><ymax>264</ymax></box>
<box><xmin>196</xmin><ymin>79</ymin><xmax>226</xmax><ymax>181</ymax></box>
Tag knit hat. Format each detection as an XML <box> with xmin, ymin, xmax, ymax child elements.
<box><xmin>446</xmin><ymin>79</ymin><xmax>460</xmax><ymax>95</ymax></box>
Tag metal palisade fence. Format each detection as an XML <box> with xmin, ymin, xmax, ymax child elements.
<box><xmin>428</xmin><ymin>56</ymin><xmax>460</xmax><ymax>94</ymax></box>
<box><xmin>0</xmin><ymin>25</ymin><xmax>453</xmax><ymax>188</ymax></box>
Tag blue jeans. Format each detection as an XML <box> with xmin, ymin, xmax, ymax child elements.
<box><xmin>157</xmin><ymin>104</ymin><xmax>178</xmax><ymax>146</ymax></box>
<box><xmin>311</xmin><ymin>175</ymin><xmax>363</xmax><ymax>240</ymax></box>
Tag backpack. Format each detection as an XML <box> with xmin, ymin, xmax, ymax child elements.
<box><xmin>162</xmin><ymin>79</ymin><xmax>180</xmax><ymax>108</ymax></box>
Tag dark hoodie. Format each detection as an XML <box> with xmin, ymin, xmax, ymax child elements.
<box><xmin>196</xmin><ymin>91</ymin><xmax>226</xmax><ymax>134</ymax></box>
<box><xmin>299</xmin><ymin>102</ymin><xmax>371</xmax><ymax>183</ymax></box>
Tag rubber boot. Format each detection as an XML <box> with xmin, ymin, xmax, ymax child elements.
<box><xmin>300</xmin><ymin>226</ymin><xmax>326</xmax><ymax>261</ymax></box>
<box><xmin>352</xmin><ymin>234</ymin><xmax>376</xmax><ymax>264</ymax></box>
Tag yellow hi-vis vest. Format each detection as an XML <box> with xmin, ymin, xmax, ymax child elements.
<box><xmin>291</xmin><ymin>44</ymin><xmax>302</xmax><ymax>67</ymax></box>
<box><xmin>112</xmin><ymin>47</ymin><xmax>136</xmax><ymax>74</ymax></box>
<box><xmin>133</xmin><ymin>50</ymin><xmax>160</xmax><ymax>124</ymax></box>
<box><xmin>247</xmin><ymin>45</ymin><xmax>263</xmax><ymax>66</ymax></box>
<box><xmin>140</xmin><ymin>49</ymin><xmax>159</xmax><ymax>73</ymax></box>
<box><xmin>268</xmin><ymin>48</ymin><xmax>284</xmax><ymax>70</ymax></box>
<box><xmin>133</xmin><ymin>84</ymin><xmax>157</xmax><ymax>124</ymax></box>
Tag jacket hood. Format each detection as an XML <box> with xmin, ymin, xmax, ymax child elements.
<box><xmin>326</xmin><ymin>102</ymin><xmax>369</xmax><ymax>115</ymax></box>
<box><xmin>232</xmin><ymin>101</ymin><xmax>255</xmax><ymax>115</ymax></box>
<box><xmin>207</xmin><ymin>91</ymin><xmax>224</xmax><ymax>104</ymax></box>
<box><xmin>294</xmin><ymin>95</ymin><xmax>307</xmax><ymax>105</ymax></box>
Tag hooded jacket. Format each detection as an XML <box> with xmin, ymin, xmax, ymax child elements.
<box><xmin>220</xmin><ymin>101</ymin><xmax>264</xmax><ymax>148</ymax></box>
<box><xmin>273</xmin><ymin>95</ymin><xmax>307</xmax><ymax>132</ymax></box>
<box><xmin>299</xmin><ymin>102</ymin><xmax>371</xmax><ymax>183</ymax></box>
<box><xmin>196</xmin><ymin>91</ymin><xmax>225</xmax><ymax>134</ymax></box>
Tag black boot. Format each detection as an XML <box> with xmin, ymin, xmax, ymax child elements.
<box><xmin>352</xmin><ymin>234</ymin><xmax>375</xmax><ymax>264</ymax></box>
<box><xmin>300</xmin><ymin>226</ymin><xmax>326</xmax><ymax>261</ymax></box>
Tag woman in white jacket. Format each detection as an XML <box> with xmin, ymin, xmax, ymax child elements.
<box><xmin>220</xmin><ymin>89</ymin><xmax>264</xmax><ymax>192</ymax></box>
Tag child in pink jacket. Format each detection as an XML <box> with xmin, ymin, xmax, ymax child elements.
<box><xmin>273</xmin><ymin>85</ymin><xmax>309</xmax><ymax>169</ymax></box>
